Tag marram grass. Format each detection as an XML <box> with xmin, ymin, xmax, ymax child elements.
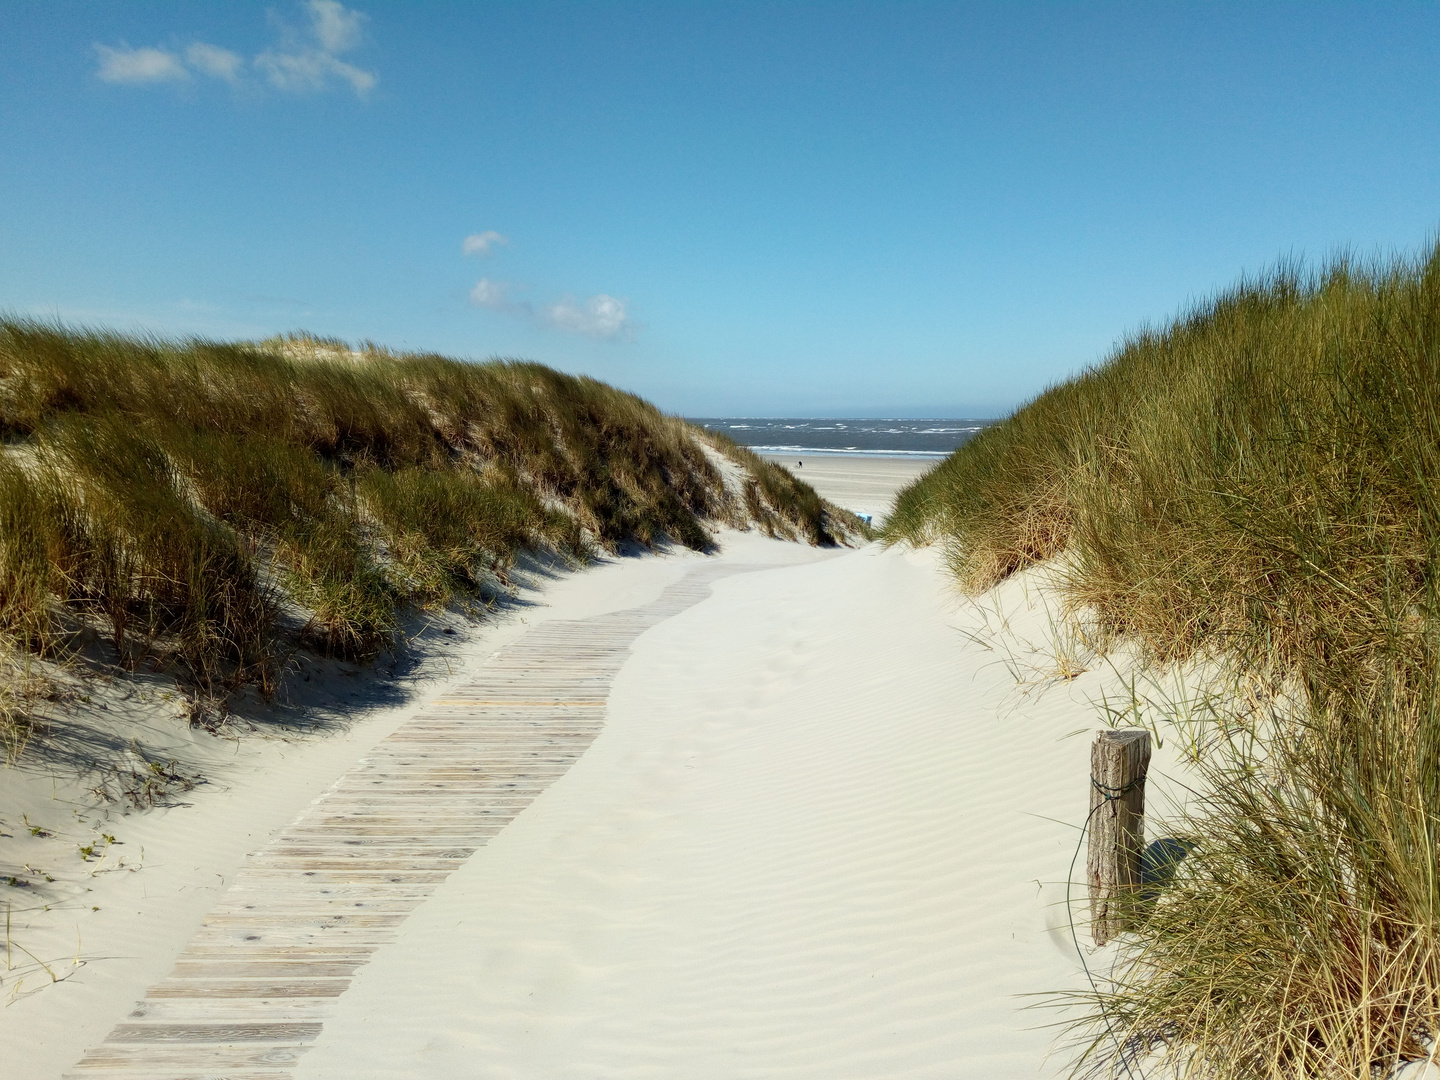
<box><xmin>885</xmin><ymin>245</ymin><xmax>1440</xmax><ymax>1077</ymax></box>
<box><xmin>0</xmin><ymin>320</ymin><xmax>862</xmax><ymax>721</ymax></box>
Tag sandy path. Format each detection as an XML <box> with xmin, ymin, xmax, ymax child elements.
<box><xmin>290</xmin><ymin>544</ymin><xmax>1108</xmax><ymax>1079</ymax></box>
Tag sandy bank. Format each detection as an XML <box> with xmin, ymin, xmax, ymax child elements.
<box><xmin>760</xmin><ymin>453</ymin><xmax>938</xmax><ymax>523</ymax></box>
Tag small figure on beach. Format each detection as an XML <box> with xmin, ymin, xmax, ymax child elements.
<box><xmin>797</xmin><ymin>460</ymin><xmax>802</xmax><ymax>467</ymax></box>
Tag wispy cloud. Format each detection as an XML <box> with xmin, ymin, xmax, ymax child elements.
<box><xmin>469</xmin><ymin>278</ymin><xmax>518</xmax><ymax>311</ymax></box>
<box><xmin>544</xmin><ymin>294</ymin><xmax>633</xmax><ymax>339</ymax></box>
<box><xmin>468</xmin><ymin>279</ymin><xmax>636</xmax><ymax>340</ymax></box>
<box><xmin>94</xmin><ymin>1</ymin><xmax>376</xmax><ymax>98</ymax></box>
<box><xmin>255</xmin><ymin>49</ymin><xmax>375</xmax><ymax>95</ymax></box>
<box><xmin>257</xmin><ymin>0</ymin><xmax>375</xmax><ymax>96</ymax></box>
<box><xmin>463</xmin><ymin>231</ymin><xmax>509</xmax><ymax>256</ymax></box>
<box><xmin>307</xmin><ymin>0</ymin><xmax>366</xmax><ymax>52</ymax></box>
<box><xmin>185</xmin><ymin>43</ymin><xmax>244</xmax><ymax>84</ymax></box>
<box><xmin>95</xmin><ymin>44</ymin><xmax>190</xmax><ymax>84</ymax></box>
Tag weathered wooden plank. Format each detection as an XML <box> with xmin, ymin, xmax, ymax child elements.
<box><xmin>72</xmin><ymin>1071</ymin><xmax>293</xmax><ymax>1079</ymax></box>
<box><xmin>169</xmin><ymin>948</ymin><xmax>377</xmax><ymax>965</ymax></box>
<box><xmin>222</xmin><ymin>886</ymin><xmax>436</xmax><ymax>901</ymax></box>
<box><xmin>121</xmin><ymin>999</ymin><xmax>337</xmax><ymax>1022</ymax></box>
<box><xmin>148</xmin><ymin>980</ymin><xmax>352</xmax><ymax>999</ymax></box>
<box><xmin>209</xmin><ymin>901</ymin><xmax>425</xmax><ymax>916</ymax></box>
<box><xmin>170</xmin><ymin>961</ymin><xmax>368</xmax><ymax>978</ymax></box>
<box><xmin>70</xmin><ymin>1043</ymin><xmax>308</xmax><ymax>1066</ymax></box>
<box><xmin>227</xmin><ymin>870</ymin><xmax>450</xmax><ymax>884</ymax></box>
<box><xmin>105</xmin><ymin>1023</ymin><xmax>324</xmax><ymax>1043</ymax></box>
<box><xmin>200</xmin><ymin>914</ymin><xmax>408</xmax><ymax>931</ymax></box>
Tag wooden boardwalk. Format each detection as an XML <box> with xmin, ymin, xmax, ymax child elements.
<box><xmin>65</xmin><ymin>563</ymin><xmax>752</xmax><ymax>1080</ymax></box>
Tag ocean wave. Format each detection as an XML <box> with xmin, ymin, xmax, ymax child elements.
<box><xmin>691</xmin><ymin>417</ymin><xmax>991</xmax><ymax>456</ymax></box>
<box><xmin>749</xmin><ymin>445</ymin><xmax>951</xmax><ymax>459</ymax></box>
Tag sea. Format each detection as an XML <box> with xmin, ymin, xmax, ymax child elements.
<box><xmin>688</xmin><ymin>417</ymin><xmax>992</xmax><ymax>459</ymax></box>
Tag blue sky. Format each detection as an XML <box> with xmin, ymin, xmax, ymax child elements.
<box><xmin>2</xmin><ymin>2</ymin><xmax>1438</xmax><ymax>416</ymax></box>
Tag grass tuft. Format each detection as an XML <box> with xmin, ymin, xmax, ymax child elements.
<box><xmin>885</xmin><ymin>243</ymin><xmax>1440</xmax><ymax>1077</ymax></box>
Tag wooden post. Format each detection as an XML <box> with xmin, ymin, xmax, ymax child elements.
<box><xmin>1087</xmin><ymin>728</ymin><xmax>1151</xmax><ymax>946</ymax></box>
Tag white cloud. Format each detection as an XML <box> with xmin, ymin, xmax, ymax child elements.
<box><xmin>463</xmin><ymin>231</ymin><xmax>509</xmax><ymax>256</ymax></box>
<box><xmin>185</xmin><ymin>43</ymin><xmax>244</xmax><ymax>83</ymax></box>
<box><xmin>94</xmin><ymin>2</ymin><xmax>375</xmax><ymax>97</ymax></box>
<box><xmin>545</xmin><ymin>294</ymin><xmax>633</xmax><ymax>339</ymax></box>
<box><xmin>307</xmin><ymin>0</ymin><xmax>366</xmax><ymax>53</ymax></box>
<box><xmin>469</xmin><ymin>278</ymin><xmax>519</xmax><ymax>311</ymax></box>
<box><xmin>469</xmin><ymin>277</ymin><xmax>637</xmax><ymax>340</ymax></box>
<box><xmin>256</xmin><ymin>0</ymin><xmax>374</xmax><ymax>96</ymax></box>
<box><xmin>255</xmin><ymin>49</ymin><xmax>375</xmax><ymax>95</ymax></box>
<box><xmin>95</xmin><ymin>44</ymin><xmax>189</xmax><ymax>84</ymax></box>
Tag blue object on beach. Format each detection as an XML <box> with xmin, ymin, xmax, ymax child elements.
<box><xmin>1139</xmin><ymin>837</ymin><xmax>1194</xmax><ymax>905</ymax></box>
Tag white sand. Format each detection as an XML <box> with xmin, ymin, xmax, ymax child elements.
<box><xmin>761</xmin><ymin>453</ymin><xmax>939</xmax><ymax>523</ymax></box>
<box><xmin>2</xmin><ymin>532</ymin><xmax>1192</xmax><ymax>1079</ymax></box>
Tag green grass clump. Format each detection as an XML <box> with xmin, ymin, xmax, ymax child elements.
<box><xmin>1086</xmin><ymin>666</ymin><xmax>1440</xmax><ymax>1078</ymax></box>
<box><xmin>0</xmin><ymin>320</ymin><xmax>853</xmax><ymax>707</ymax></box>
<box><xmin>360</xmin><ymin>466</ymin><xmax>577</xmax><ymax>604</ymax></box>
<box><xmin>884</xmin><ymin>244</ymin><xmax>1440</xmax><ymax>1076</ymax></box>
<box><xmin>887</xmin><ymin>252</ymin><xmax>1440</xmax><ymax>684</ymax></box>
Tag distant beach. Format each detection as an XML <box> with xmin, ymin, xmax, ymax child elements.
<box><xmin>691</xmin><ymin>417</ymin><xmax>990</xmax><ymax>522</ymax></box>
